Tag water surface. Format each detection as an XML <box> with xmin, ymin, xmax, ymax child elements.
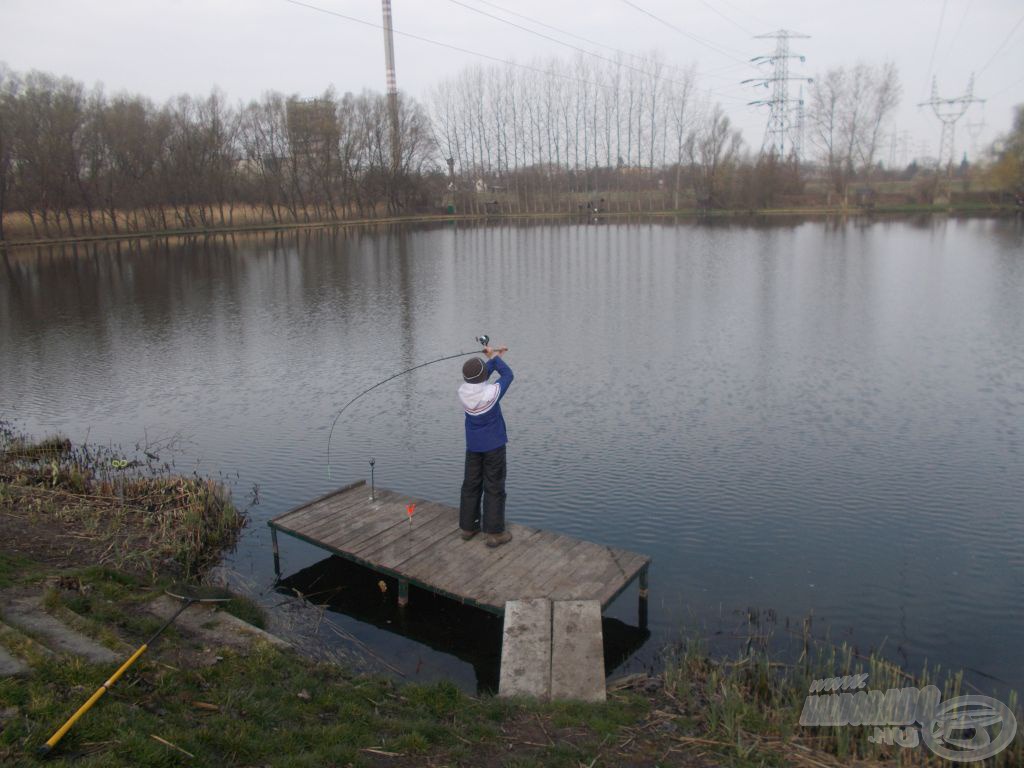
<box><xmin>2</xmin><ymin>216</ymin><xmax>1022</xmax><ymax>693</ymax></box>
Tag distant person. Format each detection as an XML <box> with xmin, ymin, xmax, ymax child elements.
<box><xmin>457</xmin><ymin>345</ymin><xmax>513</xmax><ymax>547</ymax></box>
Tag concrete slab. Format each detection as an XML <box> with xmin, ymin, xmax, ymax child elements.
<box><xmin>499</xmin><ymin>598</ymin><xmax>552</xmax><ymax>699</ymax></box>
<box><xmin>550</xmin><ymin>600</ymin><xmax>605</xmax><ymax>702</ymax></box>
<box><xmin>145</xmin><ymin>596</ymin><xmax>290</xmax><ymax>650</ymax></box>
<box><xmin>0</xmin><ymin>619</ymin><xmax>55</xmax><ymax>661</ymax></box>
<box><xmin>0</xmin><ymin>644</ymin><xmax>29</xmax><ymax>676</ymax></box>
<box><xmin>1</xmin><ymin>598</ymin><xmax>118</xmax><ymax>664</ymax></box>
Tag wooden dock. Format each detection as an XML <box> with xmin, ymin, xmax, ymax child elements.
<box><xmin>269</xmin><ymin>481</ymin><xmax>650</xmax><ymax>625</ymax></box>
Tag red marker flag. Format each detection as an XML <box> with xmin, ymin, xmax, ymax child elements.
<box><xmin>406</xmin><ymin>503</ymin><xmax>416</xmax><ymax>518</ymax></box>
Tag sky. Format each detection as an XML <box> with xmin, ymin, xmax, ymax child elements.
<box><xmin>1</xmin><ymin>0</ymin><xmax>1022</xmax><ymax>164</ymax></box>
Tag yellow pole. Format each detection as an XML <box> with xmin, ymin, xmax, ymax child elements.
<box><xmin>39</xmin><ymin>643</ymin><xmax>149</xmax><ymax>755</ymax></box>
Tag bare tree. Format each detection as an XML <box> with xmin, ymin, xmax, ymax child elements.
<box><xmin>691</xmin><ymin>103</ymin><xmax>743</xmax><ymax>208</ymax></box>
<box><xmin>809</xmin><ymin>61</ymin><xmax>902</xmax><ymax>202</ymax></box>
<box><xmin>667</xmin><ymin>66</ymin><xmax>697</xmax><ymax>209</ymax></box>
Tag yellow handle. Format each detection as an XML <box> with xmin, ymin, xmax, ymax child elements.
<box><xmin>40</xmin><ymin>643</ymin><xmax>149</xmax><ymax>754</ymax></box>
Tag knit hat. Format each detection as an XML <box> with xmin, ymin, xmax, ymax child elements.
<box><xmin>462</xmin><ymin>357</ymin><xmax>488</xmax><ymax>384</ymax></box>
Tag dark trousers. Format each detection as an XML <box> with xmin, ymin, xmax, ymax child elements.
<box><xmin>459</xmin><ymin>446</ymin><xmax>507</xmax><ymax>534</ymax></box>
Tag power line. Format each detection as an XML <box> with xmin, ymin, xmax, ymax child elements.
<box><xmin>716</xmin><ymin>0</ymin><xmax>772</xmax><ymax>30</ymax></box>
<box><xmin>976</xmin><ymin>11</ymin><xmax>1024</xmax><ymax>76</ymax></box>
<box><xmin>694</xmin><ymin>0</ymin><xmax>755</xmax><ymax>37</ymax></box>
<box><xmin>463</xmin><ymin>0</ymin><xmax>743</xmax><ymax>84</ymax></box>
<box><xmin>284</xmin><ymin>0</ymin><xmax>748</xmax><ymax>103</ymax></box>
<box><xmin>284</xmin><ymin>0</ymin><xmax>611</xmax><ymax>91</ymax></box>
<box><xmin>937</xmin><ymin>0</ymin><xmax>975</xmax><ymax>76</ymax></box>
<box><xmin>921</xmin><ymin>0</ymin><xmax>949</xmax><ymax>101</ymax></box>
<box><xmin>617</xmin><ymin>0</ymin><xmax>751</xmax><ymax>66</ymax></box>
<box><xmin>445</xmin><ymin>0</ymin><xmax>702</xmax><ymax>91</ymax></box>
<box><xmin>986</xmin><ymin>72</ymin><xmax>1024</xmax><ymax>100</ymax></box>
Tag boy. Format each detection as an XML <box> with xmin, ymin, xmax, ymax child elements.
<box><xmin>457</xmin><ymin>345</ymin><xmax>513</xmax><ymax>547</ymax></box>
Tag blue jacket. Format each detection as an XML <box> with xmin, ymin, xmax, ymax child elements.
<box><xmin>457</xmin><ymin>356</ymin><xmax>514</xmax><ymax>453</ymax></box>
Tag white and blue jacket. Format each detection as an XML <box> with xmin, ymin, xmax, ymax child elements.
<box><xmin>457</xmin><ymin>356</ymin><xmax>514</xmax><ymax>453</ymax></box>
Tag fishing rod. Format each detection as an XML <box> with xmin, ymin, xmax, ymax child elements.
<box><xmin>326</xmin><ymin>334</ymin><xmax>505</xmax><ymax>480</ymax></box>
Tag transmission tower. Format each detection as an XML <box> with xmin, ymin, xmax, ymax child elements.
<box><xmin>966</xmin><ymin>108</ymin><xmax>986</xmax><ymax>160</ymax></box>
<box><xmin>742</xmin><ymin>29</ymin><xmax>813</xmax><ymax>160</ymax></box>
<box><xmin>917</xmin><ymin>75</ymin><xmax>983</xmax><ymax>174</ymax></box>
<box><xmin>888</xmin><ymin>130</ymin><xmax>912</xmax><ymax>169</ymax></box>
<box><xmin>794</xmin><ymin>84</ymin><xmax>806</xmax><ymax>161</ymax></box>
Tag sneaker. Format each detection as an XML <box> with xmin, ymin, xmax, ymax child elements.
<box><xmin>460</xmin><ymin>529</ymin><xmax>479</xmax><ymax>541</ymax></box>
<box><xmin>486</xmin><ymin>530</ymin><xmax>513</xmax><ymax>548</ymax></box>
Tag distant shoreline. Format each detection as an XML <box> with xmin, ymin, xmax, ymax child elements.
<box><xmin>2</xmin><ymin>203</ymin><xmax>1018</xmax><ymax>250</ymax></box>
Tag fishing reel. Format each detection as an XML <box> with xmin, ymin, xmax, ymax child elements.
<box><xmin>476</xmin><ymin>334</ymin><xmax>490</xmax><ymax>348</ymax></box>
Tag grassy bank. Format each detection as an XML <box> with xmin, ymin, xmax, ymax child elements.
<box><xmin>1</xmin><ymin>427</ymin><xmax>1020</xmax><ymax>766</ymax></box>
<box><xmin>3</xmin><ymin>565</ymin><xmax>1020</xmax><ymax>767</ymax></box>
<box><xmin>0</xmin><ymin>423</ymin><xmax>243</xmax><ymax>580</ymax></box>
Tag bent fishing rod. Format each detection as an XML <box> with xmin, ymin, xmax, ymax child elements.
<box><xmin>326</xmin><ymin>334</ymin><xmax>507</xmax><ymax>480</ymax></box>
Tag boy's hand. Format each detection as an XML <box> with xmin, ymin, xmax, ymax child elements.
<box><xmin>483</xmin><ymin>346</ymin><xmax>494</xmax><ymax>359</ymax></box>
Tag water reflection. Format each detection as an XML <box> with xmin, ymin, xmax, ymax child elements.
<box><xmin>278</xmin><ymin>556</ymin><xmax>650</xmax><ymax>693</ymax></box>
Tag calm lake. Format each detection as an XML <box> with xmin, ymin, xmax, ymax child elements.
<box><xmin>2</xmin><ymin>216</ymin><xmax>1022</xmax><ymax>694</ymax></box>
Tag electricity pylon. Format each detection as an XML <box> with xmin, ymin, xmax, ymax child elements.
<box><xmin>742</xmin><ymin>29</ymin><xmax>813</xmax><ymax>160</ymax></box>
<box><xmin>918</xmin><ymin>75</ymin><xmax>983</xmax><ymax>174</ymax></box>
<box><xmin>966</xmin><ymin>112</ymin><xmax>986</xmax><ymax>160</ymax></box>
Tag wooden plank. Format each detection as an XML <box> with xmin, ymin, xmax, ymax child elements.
<box><xmin>272</xmin><ymin>486</ymin><xmax>370</xmax><ymax>534</ymax></box>
<box><xmin>551</xmin><ymin>580</ymin><xmax>604</xmax><ymax>601</ymax></box>
<box><xmin>597</xmin><ymin>558</ymin><xmax>651</xmax><ymax>606</ymax></box>
<box><xmin>550</xmin><ymin>600</ymin><xmax>605</xmax><ymax>702</ymax></box>
<box><xmin>364</xmin><ymin>507</ymin><xmax>462</xmax><ymax>570</ymax></box>
<box><xmin>397</xmin><ymin>532</ymin><xmax>524</xmax><ymax>606</ymax></box>
<box><xmin>269</xmin><ymin>480</ymin><xmax>366</xmax><ymax>526</ymax></box>
<box><xmin>298</xmin><ymin>489</ymin><xmax>403</xmax><ymax>535</ymax></box>
<box><xmin>276</xmin><ymin>491</ymin><xmax>380</xmax><ymax>539</ymax></box>
<box><xmin>510</xmin><ymin>539</ymin><xmax>604</xmax><ymax>602</ymax></box>
<box><xmin>417</xmin><ymin>528</ymin><xmax>548</xmax><ymax>603</ymax></box>
<box><xmin>319</xmin><ymin>515</ymin><xmax>406</xmax><ymax>556</ymax></box>
<box><xmin>609</xmin><ymin>551</ymin><xmax>650</xmax><ymax>583</ymax></box>
<box><xmin>399</xmin><ymin>524</ymin><xmax>540</xmax><ymax>589</ymax></box>
<box><xmin>545</xmin><ymin>544</ymin><xmax>638</xmax><ymax>601</ymax></box>
<box><xmin>349</xmin><ymin>502</ymin><xmax>450</xmax><ymax>558</ymax></box>
<box><xmin>547</xmin><ymin>541</ymin><xmax>632</xmax><ymax>591</ymax></box>
<box><xmin>499</xmin><ymin>599</ymin><xmax>552</xmax><ymax>699</ymax></box>
<box><xmin>473</xmin><ymin>535</ymin><xmax>587</xmax><ymax>605</ymax></box>
<box><xmin>315</xmin><ymin>493</ymin><xmax>409</xmax><ymax>550</ymax></box>
<box><xmin>461</xmin><ymin>530</ymin><xmax>567</xmax><ymax>598</ymax></box>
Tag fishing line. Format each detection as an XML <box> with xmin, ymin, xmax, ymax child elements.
<box><xmin>326</xmin><ymin>336</ymin><xmax>492</xmax><ymax>481</ymax></box>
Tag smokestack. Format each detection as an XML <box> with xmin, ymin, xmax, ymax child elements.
<box><xmin>381</xmin><ymin>0</ymin><xmax>401</xmax><ymax>174</ymax></box>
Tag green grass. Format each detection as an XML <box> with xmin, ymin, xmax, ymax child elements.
<box><xmin>0</xmin><ymin>640</ymin><xmax>648</xmax><ymax>767</ymax></box>
<box><xmin>8</xmin><ymin>566</ymin><xmax>1022</xmax><ymax>768</ymax></box>
<box><xmin>221</xmin><ymin>594</ymin><xmax>266</xmax><ymax>630</ymax></box>
<box><xmin>0</xmin><ymin>553</ymin><xmax>37</xmax><ymax>588</ymax></box>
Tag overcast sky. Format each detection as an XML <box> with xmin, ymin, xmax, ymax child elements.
<box><xmin>2</xmin><ymin>0</ymin><xmax>1021</xmax><ymax>163</ymax></box>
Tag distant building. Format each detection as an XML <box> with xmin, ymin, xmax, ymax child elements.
<box><xmin>286</xmin><ymin>98</ymin><xmax>338</xmax><ymax>158</ymax></box>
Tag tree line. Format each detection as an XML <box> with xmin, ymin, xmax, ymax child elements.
<box><xmin>0</xmin><ymin>67</ymin><xmax>436</xmax><ymax>239</ymax></box>
<box><xmin>0</xmin><ymin>55</ymin><xmax>1016</xmax><ymax>241</ymax></box>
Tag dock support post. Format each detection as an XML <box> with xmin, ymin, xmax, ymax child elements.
<box><xmin>271</xmin><ymin>527</ymin><xmax>281</xmax><ymax>580</ymax></box>
<box><xmin>638</xmin><ymin>564</ymin><xmax>649</xmax><ymax>630</ymax></box>
<box><xmin>397</xmin><ymin>578</ymin><xmax>409</xmax><ymax>608</ymax></box>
